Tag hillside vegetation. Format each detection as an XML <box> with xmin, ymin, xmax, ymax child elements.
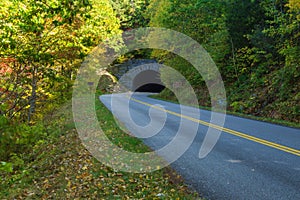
<box><xmin>147</xmin><ymin>0</ymin><xmax>299</xmax><ymax>124</ymax></box>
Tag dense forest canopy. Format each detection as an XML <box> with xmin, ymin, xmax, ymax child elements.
<box><xmin>147</xmin><ymin>0</ymin><xmax>299</xmax><ymax>123</ymax></box>
<box><xmin>0</xmin><ymin>0</ymin><xmax>299</xmax><ymax>168</ymax></box>
<box><xmin>0</xmin><ymin>0</ymin><xmax>120</xmax><ymax>122</ymax></box>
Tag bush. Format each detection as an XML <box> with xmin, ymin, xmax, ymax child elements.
<box><xmin>0</xmin><ymin>119</ymin><xmax>47</xmax><ymax>170</ymax></box>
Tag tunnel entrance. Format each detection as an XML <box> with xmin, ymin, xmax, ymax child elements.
<box><xmin>132</xmin><ymin>70</ymin><xmax>165</xmax><ymax>93</ymax></box>
<box><xmin>135</xmin><ymin>83</ymin><xmax>165</xmax><ymax>92</ymax></box>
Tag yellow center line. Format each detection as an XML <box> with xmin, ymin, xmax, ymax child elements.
<box><xmin>129</xmin><ymin>96</ymin><xmax>300</xmax><ymax>157</ymax></box>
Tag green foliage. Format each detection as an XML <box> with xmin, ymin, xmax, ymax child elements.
<box><xmin>0</xmin><ymin>98</ymin><xmax>199</xmax><ymax>199</ymax></box>
<box><xmin>226</xmin><ymin>0</ymin><xmax>266</xmax><ymax>49</ymax></box>
<box><xmin>147</xmin><ymin>0</ymin><xmax>230</xmax><ymax>107</ymax></box>
<box><xmin>0</xmin><ymin>115</ymin><xmax>8</xmax><ymax>127</ymax></box>
<box><xmin>111</xmin><ymin>0</ymin><xmax>150</xmax><ymax>30</ymax></box>
<box><xmin>147</xmin><ymin>0</ymin><xmax>299</xmax><ymax>123</ymax></box>
<box><xmin>0</xmin><ymin>0</ymin><xmax>124</xmax><ymax>180</ymax></box>
<box><xmin>0</xmin><ymin>0</ymin><xmax>121</xmax><ymax>122</ymax></box>
<box><xmin>0</xmin><ymin>121</ymin><xmax>46</xmax><ymax>161</ymax></box>
<box><xmin>0</xmin><ymin>162</ymin><xmax>13</xmax><ymax>173</ymax></box>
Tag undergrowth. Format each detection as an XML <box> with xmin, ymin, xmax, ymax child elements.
<box><xmin>0</xmin><ymin>92</ymin><xmax>200</xmax><ymax>199</ymax></box>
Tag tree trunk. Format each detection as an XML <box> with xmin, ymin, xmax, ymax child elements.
<box><xmin>28</xmin><ymin>65</ymin><xmax>37</xmax><ymax>122</ymax></box>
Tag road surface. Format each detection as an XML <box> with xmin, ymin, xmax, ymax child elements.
<box><xmin>100</xmin><ymin>93</ymin><xmax>300</xmax><ymax>200</ymax></box>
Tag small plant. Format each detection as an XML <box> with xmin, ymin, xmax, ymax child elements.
<box><xmin>0</xmin><ymin>162</ymin><xmax>13</xmax><ymax>173</ymax></box>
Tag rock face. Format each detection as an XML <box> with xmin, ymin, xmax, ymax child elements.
<box><xmin>113</xmin><ymin>59</ymin><xmax>165</xmax><ymax>92</ymax></box>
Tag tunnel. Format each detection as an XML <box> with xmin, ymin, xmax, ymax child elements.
<box><xmin>132</xmin><ymin>70</ymin><xmax>165</xmax><ymax>93</ymax></box>
<box><xmin>135</xmin><ymin>83</ymin><xmax>165</xmax><ymax>93</ymax></box>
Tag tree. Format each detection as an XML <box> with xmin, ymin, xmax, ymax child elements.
<box><xmin>146</xmin><ymin>0</ymin><xmax>299</xmax><ymax>122</ymax></box>
<box><xmin>111</xmin><ymin>0</ymin><xmax>150</xmax><ymax>30</ymax></box>
<box><xmin>0</xmin><ymin>0</ymin><xmax>120</xmax><ymax>122</ymax></box>
<box><xmin>147</xmin><ymin>0</ymin><xmax>230</xmax><ymax>106</ymax></box>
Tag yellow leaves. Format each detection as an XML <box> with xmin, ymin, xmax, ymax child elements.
<box><xmin>42</xmin><ymin>178</ymin><xmax>51</xmax><ymax>189</ymax></box>
<box><xmin>129</xmin><ymin>178</ymin><xmax>136</xmax><ymax>183</ymax></box>
<box><xmin>67</xmin><ymin>180</ymin><xmax>72</xmax><ymax>188</ymax></box>
<box><xmin>117</xmin><ymin>178</ymin><xmax>125</xmax><ymax>183</ymax></box>
<box><xmin>82</xmin><ymin>165</ymin><xmax>88</xmax><ymax>170</ymax></box>
<box><xmin>97</xmin><ymin>183</ymin><xmax>102</xmax><ymax>188</ymax></box>
<box><xmin>2</xmin><ymin>102</ymin><xmax>199</xmax><ymax>199</ymax></box>
<box><xmin>287</xmin><ymin>0</ymin><xmax>300</xmax><ymax>11</ymax></box>
<box><xmin>139</xmin><ymin>174</ymin><xmax>145</xmax><ymax>179</ymax></box>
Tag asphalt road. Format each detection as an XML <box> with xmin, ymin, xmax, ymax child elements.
<box><xmin>100</xmin><ymin>93</ymin><xmax>300</xmax><ymax>200</ymax></box>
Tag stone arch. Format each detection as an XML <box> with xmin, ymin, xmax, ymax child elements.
<box><xmin>117</xmin><ymin>63</ymin><xmax>165</xmax><ymax>92</ymax></box>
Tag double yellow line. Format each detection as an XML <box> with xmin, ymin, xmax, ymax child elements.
<box><xmin>130</xmin><ymin>97</ymin><xmax>300</xmax><ymax>157</ymax></box>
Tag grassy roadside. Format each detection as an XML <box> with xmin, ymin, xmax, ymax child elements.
<box><xmin>150</xmin><ymin>93</ymin><xmax>300</xmax><ymax>129</ymax></box>
<box><xmin>0</xmin><ymin>94</ymin><xmax>200</xmax><ymax>199</ymax></box>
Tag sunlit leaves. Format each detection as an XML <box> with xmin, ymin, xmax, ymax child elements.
<box><xmin>0</xmin><ymin>0</ymin><xmax>121</xmax><ymax>121</ymax></box>
<box><xmin>111</xmin><ymin>0</ymin><xmax>150</xmax><ymax>30</ymax></box>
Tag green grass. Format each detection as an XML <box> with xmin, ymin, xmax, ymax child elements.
<box><xmin>95</xmin><ymin>96</ymin><xmax>150</xmax><ymax>153</ymax></box>
<box><xmin>0</xmin><ymin>93</ymin><xmax>200</xmax><ymax>199</ymax></box>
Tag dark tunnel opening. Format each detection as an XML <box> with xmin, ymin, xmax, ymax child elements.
<box><xmin>132</xmin><ymin>70</ymin><xmax>165</xmax><ymax>93</ymax></box>
<box><xmin>135</xmin><ymin>83</ymin><xmax>165</xmax><ymax>93</ymax></box>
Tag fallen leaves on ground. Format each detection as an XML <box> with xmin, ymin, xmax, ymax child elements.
<box><xmin>2</xmin><ymin>128</ymin><xmax>200</xmax><ymax>199</ymax></box>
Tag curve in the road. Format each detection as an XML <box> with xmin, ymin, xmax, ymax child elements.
<box><xmin>129</xmin><ymin>96</ymin><xmax>300</xmax><ymax>157</ymax></box>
